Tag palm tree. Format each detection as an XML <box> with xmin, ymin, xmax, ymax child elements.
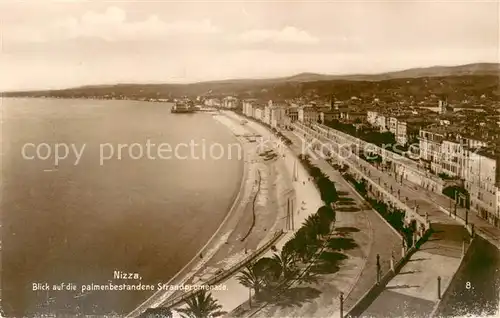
<box><xmin>177</xmin><ymin>290</ymin><xmax>225</xmax><ymax>318</ymax></box>
<box><xmin>317</xmin><ymin>177</ymin><xmax>338</xmax><ymax>204</ymax></box>
<box><xmin>302</xmin><ymin>214</ymin><xmax>324</xmax><ymax>240</ymax></box>
<box><xmin>294</xmin><ymin>226</ymin><xmax>320</xmax><ymax>262</ymax></box>
<box><xmin>287</xmin><ymin>230</ymin><xmax>310</xmax><ymax>262</ymax></box>
<box><xmin>272</xmin><ymin>249</ymin><xmax>299</xmax><ymax>282</ymax></box>
<box><xmin>253</xmin><ymin>257</ymin><xmax>282</xmax><ymax>289</ymax></box>
<box><xmin>141</xmin><ymin>307</ymin><xmax>173</xmax><ymax>318</ymax></box>
<box><xmin>317</xmin><ymin>205</ymin><xmax>336</xmax><ymax>224</ymax></box>
<box><xmin>309</xmin><ymin>166</ymin><xmax>324</xmax><ymax>180</ymax></box>
<box><xmin>282</xmin><ymin>237</ymin><xmax>302</xmax><ymax>264</ymax></box>
<box><xmin>237</xmin><ymin>263</ymin><xmax>265</xmax><ymax>296</ymax></box>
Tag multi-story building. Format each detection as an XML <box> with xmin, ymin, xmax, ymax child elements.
<box><xmin>204</xmin><ymin>98</ymin><xmax>221</xmax><ymax>107</ymax></box>
<box><xmin>320</xmin><ymin>110</ymin><xmax>340</xmax><ymax>123</ymax></box>
<box><xmin>440</xmin><ymin>139</ymin><xmax>466</xmax><ymax>178</ymax></box>
<box><xmin>419</xmin><ymin>127</ymin><xmax>446</xmax><ymax>173</ymax></box>
<box><xmin>263</xmin><ymin>105</ymin><xmax>271</xmax><ymax>125</ymax></box>
<box><xmin>286</xmin><ymin>107</ymin><xmax>299</xmax><ymax>122</ymax></box>
<box><xmin>497</xmin><ymin>187</ymin><xmax>500</xmax><ymax>217</ymax></box>
<box><xmin>396</xmin><ymin>121</ymin><xmax>408</xmax><ymax>145</ymax></box>
<box><xmin>376</xmin><ymin>114</ymin><xmax>388</xmax><ymax>132</ymax></box>
<box><xmin>222</xmin><ymin>96</ymin><xmax>238</xmax><ymax>109</ymax></box>
<box><xmin>419</xmin><ymin>100</ymin><xmax>448</xmax><ymax>114</ymax></box>
<box><xmin>270</xmin><ymin>106</ymin><xmax>286</xmax><ymax>128</ymax></box>
<box><xmin>388</xmin><ymin>117</ymin><xmax>399</xmax><ymax>135</ymax></box>
<box><xmin>421</xmin><ymin>127</ymin><xmax>491</xmax><ymax>176</ymax></box>
<box><xmin>298</xmin><ymin>107</ymin><xmax>319</xmax><ymax>123</ymax></box>
<box><xmin>261</xmin><ymin>100</ymin><xmax>288</xmax><ymax>128</ymax></box>
<box><xmin>342</xmin><ymin>111</ymin><xmax>367</xmax><ymax>123</ymax></box>
<box><xmin>387</xmin><ymin>116</ymin><xmax>416</xmax><ymax>145</ymax></box>
<box><xmin>465</xmin><ymin>149</ymin><xmax>500</xmax><ymax>225</ymax></box>
<box><xmin>371</xmin><ymin>110</ymin><xmax>437</xmax><ymax>146</ymax></box>
<box><xmin>419</xmin><ymin>125</ymin><xmax>499</xmax><ymax>226</ymax></box>
<box><xmin>242</xmin><ymin>101</ymin><xmax>254</xmax><ymax>117</ymax></box>
<box><xmin>253</xmin><ymin>106</ymin><xmax>264</xmax><ymax>121</ymax></box>
<box><xmin>367</xmin><ymin>111</ymin><xmax>378</xmax><ymax>126</ymax></box>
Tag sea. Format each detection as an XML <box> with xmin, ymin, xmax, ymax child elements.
<box><xmin>0</xmin><ymin>98</ymin><xmax>242</xmax><ymax>317</ymax></box>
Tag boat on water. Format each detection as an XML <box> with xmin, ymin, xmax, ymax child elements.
<box><xmin>171</xmin><ymin>99</ymin><xmax>195</xmax><ymax>113</ymax></box>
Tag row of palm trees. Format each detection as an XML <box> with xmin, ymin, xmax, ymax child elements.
<box><xmin>141</xmin><ymin>290</ymin><xmax>225</xmax><ymax>318</ymax></box>
<box><xmin>299</xmin><ymin>154</ymin><xmax>339</xmax><ymax>205</ymax></box>
<box><xmin>236</xmin><ymin>154</ymin><xmax>339</xmax><ymax>303</ymax></box>
<box><xmin>141</xmin><ymin>126</ymin><xmax>339</xmax><ymax>318</ymax></box>
<box><xmin>236</xmin><ymin>204</ymin><xmax>336</xmax><ymax>301</ymax></box>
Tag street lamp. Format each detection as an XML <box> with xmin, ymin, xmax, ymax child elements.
<box><xmin>437</xmin><ymin>276</ymin><xmax>441</xmax><ymax>299</ymax></box>
<box><xmin>339</xmin><ymin>292</ymin><xmax>344</xmax><ymax>318</ymax></box>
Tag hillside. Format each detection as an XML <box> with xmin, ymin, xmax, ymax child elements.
<box><xmin>3</xmin><ymin>63</ymin><xmax>499</xmax><ymax>102</ymax></box>
<box><xmin>195</xmin><ymin>63</ymin><xmax>500</xmax><ymax>84</ymax></box>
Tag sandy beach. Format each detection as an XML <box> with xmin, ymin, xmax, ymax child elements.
<box><xmin>127</xmin><ymin>112</ymin><xmax>294</xmax><ymax>317</ymax></box>
<box><xmin>207</xmin><ymin>112</ymin><xmax>324</xmax><ymax>316</ymax></box>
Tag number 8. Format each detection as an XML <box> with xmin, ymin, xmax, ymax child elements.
<box><xmin>466</xmin><ymin>281</ymin><xmax>471</xmax><ymax>289</ymax></box>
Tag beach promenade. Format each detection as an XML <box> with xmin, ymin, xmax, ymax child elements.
<box><xmin>215</xmin><ymin>112</ymin><xmax>401</xmax><ymax>318</ymax></box>
<box><xmin>293</xmin><ymin>123</ymin><xmax>472</xmax><ymax>317</ymax></box>
<box><xmin>127</xmin><ymin>112</ymin><xmax>291</xmax><ymax>317</ymax></box>
<box><xmin>211</xmin><ymin>113</ymin><xmax>324</xmax><ymax>316</ymax></box>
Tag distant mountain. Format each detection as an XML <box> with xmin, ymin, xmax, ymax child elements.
<box><xmin>195</xmin><ymin>63</ymin><xmax>500</xmax><ymax>85</ymax></box>
<box><xmin>353</xmin><ymin>63</ymin><xmax>500</xmax><ymax>81</ymax></box>
<box><xmin>3</xmin><ymin>63</ymin><xmax>499</xmax><ymax>101</ymax></box>
<box><xmin>264</xmin><ymin>63</ymin><xmax>500</xmax><ymax>83</ymax></box>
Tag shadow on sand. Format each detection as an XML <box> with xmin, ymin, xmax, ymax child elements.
<box><xmin>270</xmin><ymin>286</ymin><xmax>322</xmax><ymax>308</ymax></box>
<box><xmin>327</xmin><ymin>237</ymin><xmax>358</xmax><ymax>251</ymax></box>
<box><xmin>310</xmin><ymin>251</ymin><xmax>348</xmax><ymax>274</ymax></box>
<box><xmin>335</xmin><ymin>227</ymin><xmax>360</xmax><ymax>234</ymax></box>
<box><xmin>336</xmin><ymin>206</ymin><xmax>361</xmax><ymax>212</ymax></box>
<box><xmin>337</xmin><ymin>196</ymin><xmax>355</xmax><ymax>203</ymax></box>
<box><xmin>336</xmin><ymin>200</ymin><xmax>357</xmax><ymax>206</ymax></box>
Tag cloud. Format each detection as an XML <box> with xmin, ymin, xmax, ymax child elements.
<box><xmin>236</xmin><ymin>26</ymin><xmax>319</xmax><ymax>44</ymax></box>
<box><xmin>6</xmin><ymin>6</ymin><xmax>220</xmax><ymax>43</ymax></box>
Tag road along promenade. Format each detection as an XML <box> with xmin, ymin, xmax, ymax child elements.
<box><xmin>127</xmin><ymin>113</ymin><xmax>291</xmax><ymax>317</ymax></box>
<box><xmin>400</xmin><ymin>178</ymin><xmax>500</xmax><ymax>248</ymax></box>
<box><xmin>309</xmin><ymin>121</ymin><xmax>500</xmax><ymax>248</ymax></box>
<box><xmin>292</xmin><ymin>122</ymin><xmax>473</xmax><ymax>317</ymax></box>
<box><xmin>215</xmin><ymin>114</ymin><xmax>401</xmax><ymax>318</ymax></box>
<box><xmin>303</xmin><ymin>121</ymin><xmax>500</xmax><ymax>248</ymax></box>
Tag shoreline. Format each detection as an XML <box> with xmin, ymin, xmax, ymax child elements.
<box><xmin>211</xmin><ymin>111</ymin><xmax>324</xmax><ymax>316</ymax></box>
<box><xmin>151</xmin><ymin>112</ymin><xmax>290</xmax><ymax>316</ymax></box>
<box><xmin>125</xmin><ymin>112</ymin><xmax>250</xmax><ymax>317</ymax></box>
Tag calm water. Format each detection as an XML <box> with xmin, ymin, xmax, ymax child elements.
<box><xmin>0</xmin><ymin>98</ymin><xmax>242</xmax><ymax>317</ymax></box>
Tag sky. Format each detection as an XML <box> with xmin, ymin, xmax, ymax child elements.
<box><xmin>0</xmin><ymin>0</ymin><xmax>499</xmax><ymax>91</ymax></box>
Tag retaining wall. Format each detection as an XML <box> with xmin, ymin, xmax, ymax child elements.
<box><xmin>429</xmin><ymin>236</ymin><xmax>475</xmax><ymax>317</ymax></box>
<box><xmin>344</xmin><ymin>244</ymin><xmax>422</xmax><ymax>318</ymax></box>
